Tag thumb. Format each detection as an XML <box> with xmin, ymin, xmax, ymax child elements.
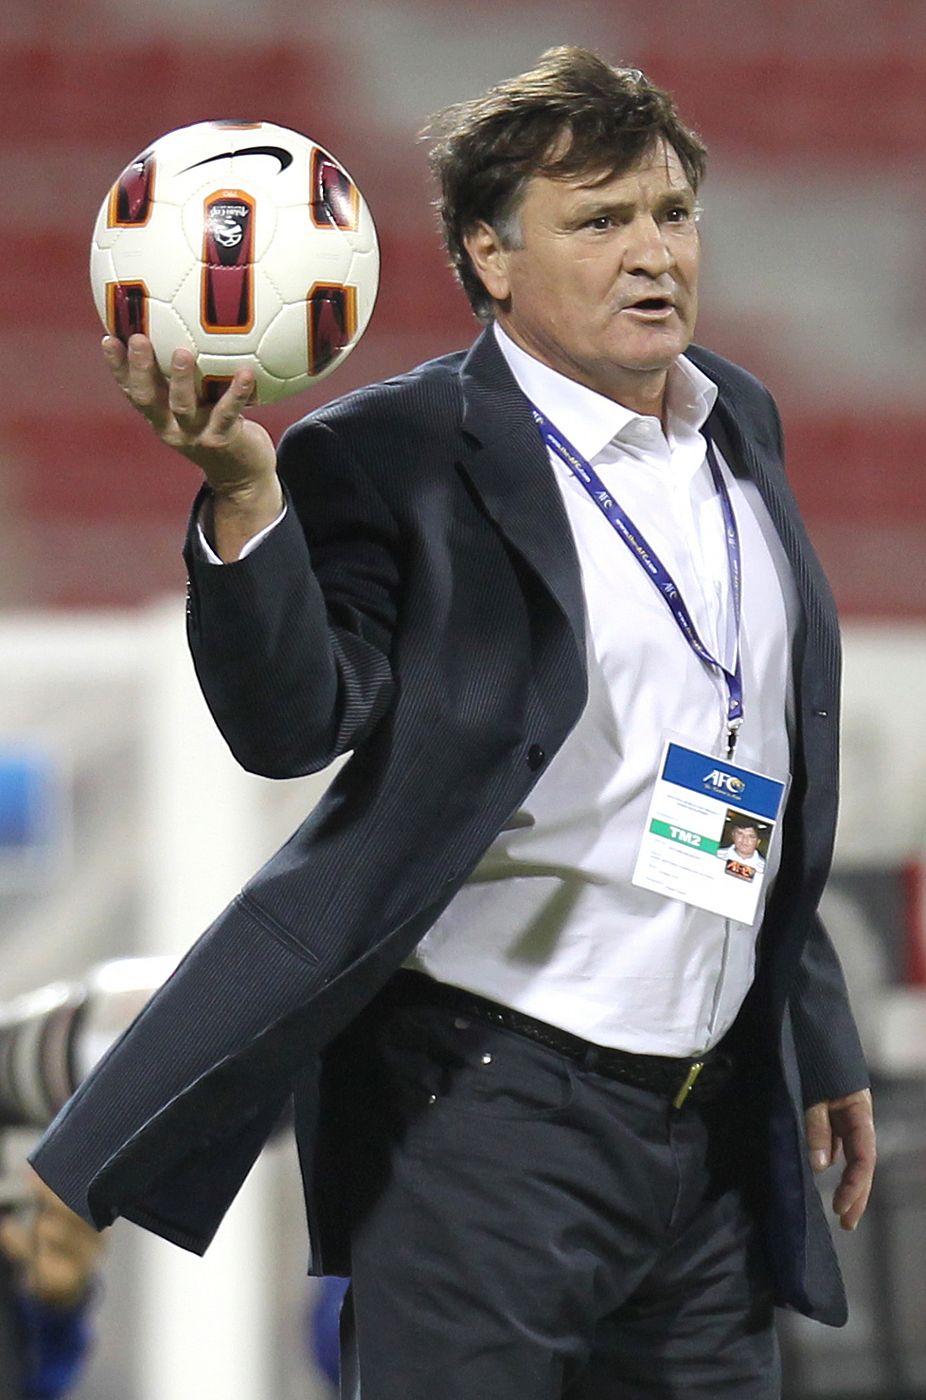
<box><xmin>804</xmin><ymin>1101</ymin><xmax>835</xmax><ymax>1172</ymax></box>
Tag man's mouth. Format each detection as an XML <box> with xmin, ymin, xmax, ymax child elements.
<box><xmin>622</xmin><ymin>296</ymin><xmax>675</xmax><ymax>317</ymax></box>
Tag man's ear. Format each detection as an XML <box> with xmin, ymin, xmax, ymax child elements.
<box><xmin>463</xmin><ymin>222</ymin><xmax>512</xmax><ymax>303</ymax></box>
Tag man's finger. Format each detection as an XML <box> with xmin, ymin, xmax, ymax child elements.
<box><xmin>208</xmin><ymin>370</ymin><xmax>257</xmax><ymax>439</ymax></box>
<box><xmin>833</xmin><ymin>1167</ymin><xmax>872</xmax><ymax>1224</ymax></box>
<box><xmin>208</xmin><ymin>369</ymin><xmax>254</xmax><ymax>422</ymax></box>
<box><xmin>831</xmin><ymin>1106</ymin><xmax>876</xmax><ymax>1230</ymax></box>
<box><xmin>101</xmin><ymin>335</ymin><xmax>129</xmax><ymax>387</ymax></box>
<box><xmin>125</xmin><ymin>333</ymin><xmax>171</xmax><ymax>429</ymax></box>
<box><xmin>833</xmin><ymin>1159</ymin><xmax>874</xmax><ymax>1230</ymax></box>
<box><xmin>167</xmin><ymin>347</ymin><xmax>205</xmax><ymax>431</ymax></box>
<box><xmin>804</xmin><ymin>1101</ymin><xmax>835</xmax><ymax>1171</ymax></box>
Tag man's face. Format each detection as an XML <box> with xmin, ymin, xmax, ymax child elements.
<box><xmin>732</xmin><ymin>827</ymin><xmax>760</xmax><ymax>858</ymax></box>
<box><xmin>466</xmin><ymin>140</ymin><xmax>700</xmax><ymax>411</ymax></box>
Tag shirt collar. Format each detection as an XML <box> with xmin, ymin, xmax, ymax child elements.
<box><xmin>493</xmin><ymin>321</ymin><xmax>717</xmax><ymax>461</ymax></box>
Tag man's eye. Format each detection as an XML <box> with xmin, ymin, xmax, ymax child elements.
<box><xmin>664</xmin><ymin>206</ymin><xmax>692</xmax><ymax>222</ymax></box>
<box><xmin>585</xmin><ymin>215</ymin><xmax>613</xmax><ymax>230</ymax></box>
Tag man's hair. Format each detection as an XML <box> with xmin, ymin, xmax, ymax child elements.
<box><xmin>423</xmin><ymin>46</ymin><xmax>707</xmax><ymax>320</ymax></box>
<box><xmin>731</xmin><ymin>821</ymin><xmax>761</xmax><ymax>835</ymax></box>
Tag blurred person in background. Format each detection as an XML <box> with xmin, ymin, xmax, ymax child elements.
<box><xmin>0</xmin><ymin>1175</ymin><xmax>101</xmax><ymax>1399</ymax></box>
<box><xmin>31</xmin><ymin>47</ymin><xmax>875</xmax><ymax>1399</ymax></box>
<box><xmin>0</xmin><ymin>961</ymin><xmax>168</xmax><ymax>1398</ymax></box>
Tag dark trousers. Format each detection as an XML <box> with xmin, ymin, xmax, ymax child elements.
<box><xmin>341</xmin><ymin>997</ymin><xmax>779</xmax><ymax>1400</ymax></box>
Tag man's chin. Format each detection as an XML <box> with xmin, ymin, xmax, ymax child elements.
<box><xmin>620</xmin><ymin>350</ymin><xmax>687</xmax><ymax>375</ymax></box>
<box><xmin>613</xmin><ymin>325</ymin><xmax>693</xmax><ymax>373</ymax></box>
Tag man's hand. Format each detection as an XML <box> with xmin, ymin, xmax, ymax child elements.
<box><xmin>804</xmin><ymin>1087</ymin><xmax>876</xmax><ymax>1231</ymax></box>
<box><xmin>0</xmin><ymin>1175</ymin><xmax>103</xmax><ymax>1310</ymax></box>
<box><xmin>103</xmin><ymin>333</ymin><xmax>283</xmax><ymax>560</ymax></box>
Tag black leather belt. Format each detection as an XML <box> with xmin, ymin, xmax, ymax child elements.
<box><xmin>387</xmin><ymin>971</ymin><xmax>735</xmax><ymax>1108</ymax></box>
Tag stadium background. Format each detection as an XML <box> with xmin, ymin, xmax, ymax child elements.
<box><xmin>1</xmin><ymin>1</ymin><xmax>925</xmax><ymax>1398</ymax></box>
<box><xmin>3</xmin><ymin>0</ymin><xmax>925</xmax><ymax>616</ymax></box>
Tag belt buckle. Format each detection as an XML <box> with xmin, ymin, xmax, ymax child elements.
<box><xmin>672</xmin><ymin>1060</ymin><xmax>704</xmax><ymax>1109</ymax></box>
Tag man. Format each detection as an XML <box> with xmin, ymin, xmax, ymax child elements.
<box><xmin>31</xmin><ymin>48</ymin><xmax>875</xmax><ymax>1399</ymax></box>
<box><xmin>719</xmin><ymin>819</ymin><xmax>768</xmax><ymax>874</ymax></box>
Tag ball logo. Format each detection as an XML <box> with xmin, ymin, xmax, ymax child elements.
<box><xmin>210</xmin><ymin>214</ymin><xmax>244</xmax><ymax>249</ymax></box>
<box><xmin>208</xmin><ymin>203</ymin><xmax>249</xmax><ymax>250</ymax></box>
<box><xmin>703</xmin><ymin>769</ymin><xmax>746</xmax><ymax>797</ymax></box>
<box><xmin>180</xmin><ymin>144</ymin><xmax>294</xmax><ymax>175</ymax></box>
<box><xmin>201</xmin><ymin>191</ymin><xmax>255</xmax><ymax>334</ymax></box>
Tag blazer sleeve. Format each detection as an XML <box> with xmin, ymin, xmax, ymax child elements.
<box><xmin>788</xmin><ymin>913</ymin><xmax>870</xmax><ymax>1106</ymax></box>
<box><xmin>183</xmin><ymin>418</ymin><xmax>403</xmax><ymax>779</ymax></box>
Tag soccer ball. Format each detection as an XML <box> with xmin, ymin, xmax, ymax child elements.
<box><xmin>89</xmin><ymin>121</ymin><xmax>380</xmax><ymax>404</ymax></box>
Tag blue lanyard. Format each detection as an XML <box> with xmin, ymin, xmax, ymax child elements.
<box><xmin>532</xmin><ymin>406</ymin><xmax>744</xmax><ymax>759</ymax></box>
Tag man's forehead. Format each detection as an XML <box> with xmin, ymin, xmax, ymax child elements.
<box><xmin>537</xmin><ymin>140</ymin><xmax>692</xmax><ymax>199</ymax></box>
<box><xmin>574</xmin><ymin>146</ymin><xmax>690</xmax><ymax>193</ymax></box>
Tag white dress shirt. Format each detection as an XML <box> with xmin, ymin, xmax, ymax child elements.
<box><xmin>405</xmin><ymin>324</ymin><xmax>801</xmax><ymax>1056</ymax></box>
<box><xmin>201</xmin><ymin>327</ymin><xmax>801</xmax><ymax>1056</ymax></box>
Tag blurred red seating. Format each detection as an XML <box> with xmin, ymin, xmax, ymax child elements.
<box><xmin>635</xmin><ymin>51</ymin><xmax>926</xmax><ymax>161</ymax></box>
<box><xmin>6</xmin><ymin>414</ymin><xmax>201</xmax><ymax>521</ymax></box>
<box><xmin>0</xmin><ymin>41</ymin><xmax>351</xmax><ymax>148</ymax></box>
<box><xmin>786</xmin><ymin>416</ymin><xmax>926</xmax><ymax>521</ymax></box>
<box><xmin>0</xmin><ymin>231</ymin><xmax>96</xmax><ymax>331</ymax></box>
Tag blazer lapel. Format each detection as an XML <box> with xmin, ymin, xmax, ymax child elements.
<box><xmin>705</xmin><ymin>381</ymin><xmax>840</xmax><ymax>707</ymax></box>
<box><xmin>708</xmin><ymin>398</ymin><xmax>810</xmax><ymax>598</ymax></box>
<box><xmin>456</xmin><ymin>328</ymin><xmax>587</xmax><ymax>660</ymax></box>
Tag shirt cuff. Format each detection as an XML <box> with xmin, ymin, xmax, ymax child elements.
<box><xmin>196</xmin><ymin>502</ymin><xmax>288</xmax><ymax>564</ymax></box>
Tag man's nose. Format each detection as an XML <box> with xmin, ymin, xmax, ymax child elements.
<box><xmin>623</xmin><ymin>216</ymin><xmax>674</xmax><ymax>277</ymax></box>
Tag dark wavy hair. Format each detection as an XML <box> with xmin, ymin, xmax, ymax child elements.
<box><xmin>423</xmin><ymin>46</ymin><xmax>707</xmax><ymax>320</ymax></box>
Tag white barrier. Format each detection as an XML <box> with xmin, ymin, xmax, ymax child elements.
<box><xmin>0</xmin><ymin>605</ymin><xmax>924</xmax><ymax>1397</ymax></box>
<box><xmin>0</xmin><ymin>603</ymin><xmax>335</xmax><ymax>1400</ymax></box>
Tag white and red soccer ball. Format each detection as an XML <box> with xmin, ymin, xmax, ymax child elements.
<box><xmin>89</xmin><ymin>120</ymin><xmax>379</xmax><ymax>404</ymax></box>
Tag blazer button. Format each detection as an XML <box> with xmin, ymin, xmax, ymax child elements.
<box><xmin>527</xmin><ymin>744</ymin><xmax>545</xmax><ymax>771</ymax></box>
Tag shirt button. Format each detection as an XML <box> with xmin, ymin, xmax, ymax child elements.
<box><xmin>527</xmin><ymin>744</ymin><xmax>545</xmax><ymax>771</ymax></box>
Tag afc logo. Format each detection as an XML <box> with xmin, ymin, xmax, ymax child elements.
<box><xmin>703</xmin><ymin>769</ymin><xmax>746</xmax><ymax>797</ymax></box>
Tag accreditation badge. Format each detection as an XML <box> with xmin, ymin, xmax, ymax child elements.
<box><xmin>631</xmin><ymin>740</ymin><xmax>788</xmax><ymax>925</ymax></box>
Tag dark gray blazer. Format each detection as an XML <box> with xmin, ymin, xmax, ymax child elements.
<box><xmin>30</xmin><ymin>328</ymin><xmax>867</xmax><ymax>1326</ymax></box>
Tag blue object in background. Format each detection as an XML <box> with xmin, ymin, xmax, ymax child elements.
<box><xmin>15</xmin><ymin>1292</ymin><xmax>93</xmax><ymax>1400</ymax></box>
<box><xmin>0</xmin><ymin>749</ymin><xmax>57</xmax><ymax>856</ymax></box>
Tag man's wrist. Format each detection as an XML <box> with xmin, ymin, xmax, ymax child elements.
<box><xmin>207</xmin><ymin>477</ymin><xmax>285</xmax><ymax>561</ymax></box>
